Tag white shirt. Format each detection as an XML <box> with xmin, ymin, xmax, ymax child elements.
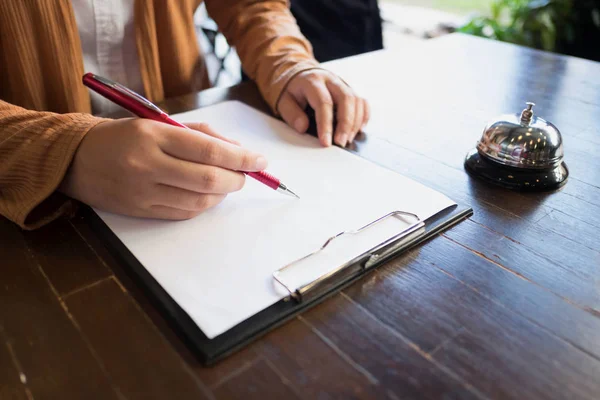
<box><xmin>72</xmin><ymin>0</ymin><xmax>145</xmax><ymax>115</ymax></box>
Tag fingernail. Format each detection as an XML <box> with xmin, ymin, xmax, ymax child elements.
<box><xmin>294</xmin><ymin>117</ymin><xmax>304</xmax><ymax>133</ymax></box>
<box><xmin>255</xmin><ymin>156</ymin><xmax>268</xmax><ymax>170</ymax></box>
<box><xmin>338</xmin><ymin>134</ymin><xmax>348</xmax><ymax>147</ymax></box>
<box><xmin>325</xmin><ymin>132</ymin><xmax>332</xmax><ymax>147</ymax></box>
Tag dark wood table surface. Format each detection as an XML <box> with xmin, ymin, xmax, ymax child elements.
<box><xmin>2</xmin><ymin>33</ymin><xmax>600</xmax><ymax>400</ymax></box>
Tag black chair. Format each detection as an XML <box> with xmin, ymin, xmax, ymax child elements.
<box><xmin>240</xmin><ymin>0</ymin><xmax>383</xmax><ymax>82</ymax></box>
<box><xmin>197</xmin><ymin>21</ymin><xmax>233</xmax><ymax>86</ymax></box>
<box><xmin>290</xmin><ymin>0</ymin><xmax>383</xmax><ymax>63</ymax></box>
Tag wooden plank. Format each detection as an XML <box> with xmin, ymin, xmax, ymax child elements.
<box><xmin>358</xmin><ymin>135</ymin><xmax>600</xmax><ymax>263</ymax></box>
<box><xmin>302</xmin><ymin>294</ymin><xmax>483</xmax><ymax>399</ymax></box>
<box><xmin>433</xmin><ymin>327</ymin><xmax>600</xmax><ymax>400</ymax></box>
<box><xmin>0</xmin><ymin>219</ymin><xmax>120</xmax><ymax>400</ymax></box>
<box><xmin>534</xmin><ymin>188</ymin><xmax>600</xmax><ymax>229</ymax></box>
<box><xmin>343</xmin><ymin>44</ymin><xmax>600</xmax><ymax>227</ymax></box>
<box><xmin>343</xmin><ymin>248</ymin><xmax>600</xmax><ymax>399</ymax></box>
<box><xmin>376</xmin><ymin>129</ymin><xmax>600</xmax><ymax>230</ymax></box>
<box><xmin>195</xmin><ymin>345</ymin><xmax>260</xmax><ymax>389</ymax></box>
<box><xmin>213</xmin><ymin>359</ymin><xmax>300</xmax><ymax>400</ymax></box>
<box><xmin>536</xmin><ymin>173</ymin><xmax>600</xmax><ymax>231</ymax></box>
<box><xmin>558</xmin><ymin>178</ymin><xmax>600</xmax><ymax>210</ymax></box>
<box><xmin>442</xmin><ymin>219</ymin><xmax>600</xmax><ymax>312</ymax></box>
<box><xmin>0</xmin><ymin>327</ymin><xmax>29</xmax><ymax>400</ymax></box>
<box><xmin>255</xmin><ymin>317</ymin><xmax>388</xmax><ymax>399</ymax></box>
<box><xmin>72</xmin><ymin>213</ymin><xmax>261</xmax><ymax>390</ymax></box>
<box><xmin>560</xmin><ymin>135</ymin><xmax>600</xmax><ymax>187</ymax></box>
<box><xmin>536</xmin><ymin>210</ymin><xmax>600</xmax><ymax>254</ymax></box>
<box><xmin>64</xmin><ymin>278</ymin><xmax>212</xmax><ymax>400</ymax></box>
<box><xmin>72</xmin><ymin>214</ymin><xmax>260</xmax><ymax>391</ymax></box>
<box><xmin>342</xmin><ymin>253</ymin><xmax>463</xmax><ymax>353</ymax></box>
<box><xmin>22</xmin><ymin>218</ymin><xmax>111</xmax><ymax>296</ymax></box>
<box><xmin>69</xmin><ymin>213</ymin><xmax>131</xmax><ymax>276</ymax></box>
<box><xmin>73</xmin><ymin>210</ymin><xmax>386</xmax><ymax>396</ymax></box>
<box><xmin>72</xmin><ymin>213</ymin><xmax>262</xmax><ymax>393</ymax></box>
<box><xmin>427</xmin><ymin>35</ymin><xmax>600</xmax><ymax>126</ymax></box>
<box><xmin>417</xmin><ymin>235</ymin><xmax>600</xmax><ymax>360</ymax></box>
<box><xmin>576</xmin><ymin>127</ymin><xmax>600</xmax><ymax>146</ymax></box>
<box><xmin>356</xmin><ymin>135</ymin><xmax>549</xmax><ymax>225</ymax></box>
<box><xmin>422</xmin><ymin>120</ymin><xmax>600</xmax><ymax>228</ymax></box>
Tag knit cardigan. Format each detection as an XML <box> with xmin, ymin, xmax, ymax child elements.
<box><xmin>0</xmin><ymin>0</ymin><xmax>319</xmax><ymax>229</ymax></box>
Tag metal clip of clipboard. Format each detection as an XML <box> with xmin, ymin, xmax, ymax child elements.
<box><xmin>273</xmin><ymin>210</ymin><xmax>425</xmax><ymax>302</ymax></box>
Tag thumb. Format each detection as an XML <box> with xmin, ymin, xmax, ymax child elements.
<box><xmin>277</xmin><ymin>93</ymin><xmax>309</xmax><ymax>134</ymax></box>
<box><xmin>183</xmin><ymin>122</ymin><xmax>241</xmax><ymax>146</ymax></box>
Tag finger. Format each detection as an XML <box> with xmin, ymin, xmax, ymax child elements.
<box><xmin>302</xmin><ymin>80</ymin><xmax>334</xmax><ymax>147</ymax></box>
<box><xmin>156</xmin><ymin>155</ymin><xmax>246</xmax><ymax>194</ymax></box>
<box><xmin>278</xmin><ymin>92</ymin><xmax>309</xmax><ymax>134</ymax></box>
<box><xmin>159</xmin><ymin>126</ymin><xmax>268</xmax><ymax>172</ymax></box>
<box><xmin>362</xmin><ymin>98</ymin><xmax>371</xmax><ymax>130</ymax></box>
<box><xmin>349</xmin><ymin>98</ymin><xmax>365</xmax><ymax>144</ymax></box>
<box><xmin>136</xmin><ymin>205</ymin><xmax>202</xmax><ymax>221</ymax></box>
<box><xmin>152</xmin><ymin>184</ymin><xmax>227</xmax><ymax>212</ymax></box>
<box><xmin>326</xmin><ymin>80</ymin><xmax>355</xmax><ymax>147</ymax></box>
<box><xmin>183</xmin><ymin>122</ymin><xmax>240</xmax><ymax>146</ymax></box>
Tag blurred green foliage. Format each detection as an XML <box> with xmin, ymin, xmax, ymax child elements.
<box><xmin>457</xmin><ymin>0</ymin><xmax>600</xmax><ymax>59</ymax></box>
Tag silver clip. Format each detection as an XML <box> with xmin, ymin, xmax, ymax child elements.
<box><xmin>273</xmin><ymin>210</ymin><xmax>424</xmax><ymax>301</ymax></box>
<box><xmin>92</xmin><ymin>74</ymin><xmax>164</xmax><ymax>114</ymax></box>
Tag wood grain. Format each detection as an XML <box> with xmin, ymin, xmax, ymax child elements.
<box><xmin>419</xmin><ymin>235</ymin><xmax>600</xmax><ymax>360</ymax></box>
<box><xmin>2</xmin><ymin>33</ymin><xmax>599</xmax><ymax>399</ymax></box>
<box><xmin>355</xmin><ymin>133</ymin><xmax>600</xmax><ymax>268</ymax></box>
<box><xmin>342</xmin><ymin>253</ymin><xmax>464</xmax><ymax>353</ymax></box>
<box><xmin>442</xmin><ymin>219</ymin><xmax>600</xmax><ymax>311</ymax></box>
<box><xmin>64</xmin><ymin>278</ymin><xmax>212</xmax><ymax>400</ymax></box>
<box><xmin>576</xmin><ymin>127</ymin><xmax>600</xmax><ymax>146</ymax></box>
<box><xmin>335</xmin><ymin>33</ymin><xmax>600</xmax><ymax>232</ymax></box>
<box><xmin>22</xmin><ymin>219</ymin><xmax>112</xmax><ymax>296</ymax></box>
<box><xmin>344</xmin><ymin>245</ymin><xmax>600</xmax><ymax>399</ymax></box>
<box><xmin>536</xmin><ymin>210</ymin><xmax>600</xmax><ymax>253</ymax></box>
<box><xmin>559</xmin><ymin>178</ymin><xmax>600</xmax><ymax>209</ymax></box>
<box><xmin>256</xmin><ymin>317</ymin><xmax>388</xmax><ymax>399</ymax></box>
<box><xmin>301</xmin><ymin>294</ymin><xmax>483</xmax><ymax>399</ymax></box>
<box><xmin>433</xmin><ymin>328</ymin><xmax>600</xmax><ymax>400</ymax></box>
<box><xmin>195</xmin><ymin>345</ymin><xmax>260</xmax><ymax>389</ymax></box>
<box><xmin>0</xmin><ymin>220</ymin><xmax>119</xmax><ymax>400</ymax></box>
<box><xmin>212</xmin><ymin>359</ymin><xmax>300</xmax><ymax>400</ymax></box>
<box><xmin>0</xmin><ymin>326</ymin><xmax>30</xmax><ymax>400</ymax></box>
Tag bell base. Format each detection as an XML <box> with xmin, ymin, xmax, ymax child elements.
<box><xmin>464</xmin><ymin>149</ymin><xmax>568</xmax><ymax>192</ymax></box>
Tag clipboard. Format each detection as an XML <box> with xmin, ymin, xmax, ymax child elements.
<box><xmin>83</xmin><ymin>202</ymin><xmax>472</xmax><ymax>365</ymax></box>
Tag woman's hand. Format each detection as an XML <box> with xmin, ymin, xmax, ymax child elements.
<box><xmin>277</xmin><ymin>69</ymin><xmax>370</xmax><ymax>148</ymax></box>
<box><xmin>60</xmin><ymin>119</ymin><xmax>267</xmax><ymax>220</ymax></box>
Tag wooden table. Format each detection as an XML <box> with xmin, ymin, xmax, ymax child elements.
<box><xmin>2</xmin><ymin>33</ymin><xmax>599</xmax><ymax>400</ymax></box>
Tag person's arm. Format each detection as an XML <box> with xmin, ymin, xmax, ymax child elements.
<box><xmin>1</xmin><ymin>99</ymin><xmax>271</xmax><ymax>230</ymax></box>
<box><xmin>0</xmin><ymin>100</ymin><xmax>107</xmax><ymax>230</ymax></box>
<box><xmin>205</xmin><ymin>0</ymin><xmax>320</xmax><ymax>113</ymax></box>
<box><xmin>205</xmin><ymin>0</ymin><xmax>370</xmax><ymax>148</ymax></box>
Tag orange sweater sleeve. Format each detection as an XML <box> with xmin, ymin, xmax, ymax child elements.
<box><xmin>205</xmin><ymin>0</ymin><xmax>322</xmax><ymax>114</ymax></box>
<box><xmin>0</xmin><ymin>100</ymin><xmax>107</xmax><ymax>230</ymax></box>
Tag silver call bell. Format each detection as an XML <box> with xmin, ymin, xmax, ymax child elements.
<box><xmin>464</xmin><ymin>102</ymin><xmax>568</xmax><ymax>191</ymax></box>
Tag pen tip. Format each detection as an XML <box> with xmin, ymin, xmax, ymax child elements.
<box><xmin>288</xmin><ymin>189</ymin><xmax>300</xmax><ymax>199</ymax></box>
<box><xmin>277</xmin><ymin>183</ymin><xmax>300</xmax><ymax>199</ymax></box>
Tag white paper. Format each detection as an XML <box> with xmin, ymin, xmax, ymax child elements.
<box><xmin>94</xmin><ymin>101</ymin><xmax>455</xmax><ymax>339</ymax></box>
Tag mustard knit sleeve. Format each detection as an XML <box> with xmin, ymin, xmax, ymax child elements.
<box><xmin>205</xmin><ymin>0</ymin><xmax>322</xmax><ymax>114</ymax></box>
<box><xmin>0</xmin><ymin>100</ymin><xmax>106</xmax><ymax>230</ymax></box>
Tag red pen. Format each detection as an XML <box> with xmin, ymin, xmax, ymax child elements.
<box><xmin>82</xmin><ymin>72</ymin><xmax>299</xmax><ymax>199</ymax></box>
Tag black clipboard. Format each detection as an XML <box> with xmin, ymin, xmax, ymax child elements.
<box><xmin>82</xmin><ymin>201</ymin><xmax>472</xmax><ymax>366</ymax></box>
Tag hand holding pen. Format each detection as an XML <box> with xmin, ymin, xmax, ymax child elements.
<box><xmin>83</xmin><ymin>73</ymin><xmax>299</xmax><ymax>199</ymax></box>
<box><xmin>58</xmin><ymin>74</ymin><xmax>298</xmax><ymax>221</ymax></box>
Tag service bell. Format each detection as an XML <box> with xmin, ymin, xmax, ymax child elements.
<box><xmin>464</xmin><ymin>102</ymin><xmax>568</xmax><ymax>191</ymax></box>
